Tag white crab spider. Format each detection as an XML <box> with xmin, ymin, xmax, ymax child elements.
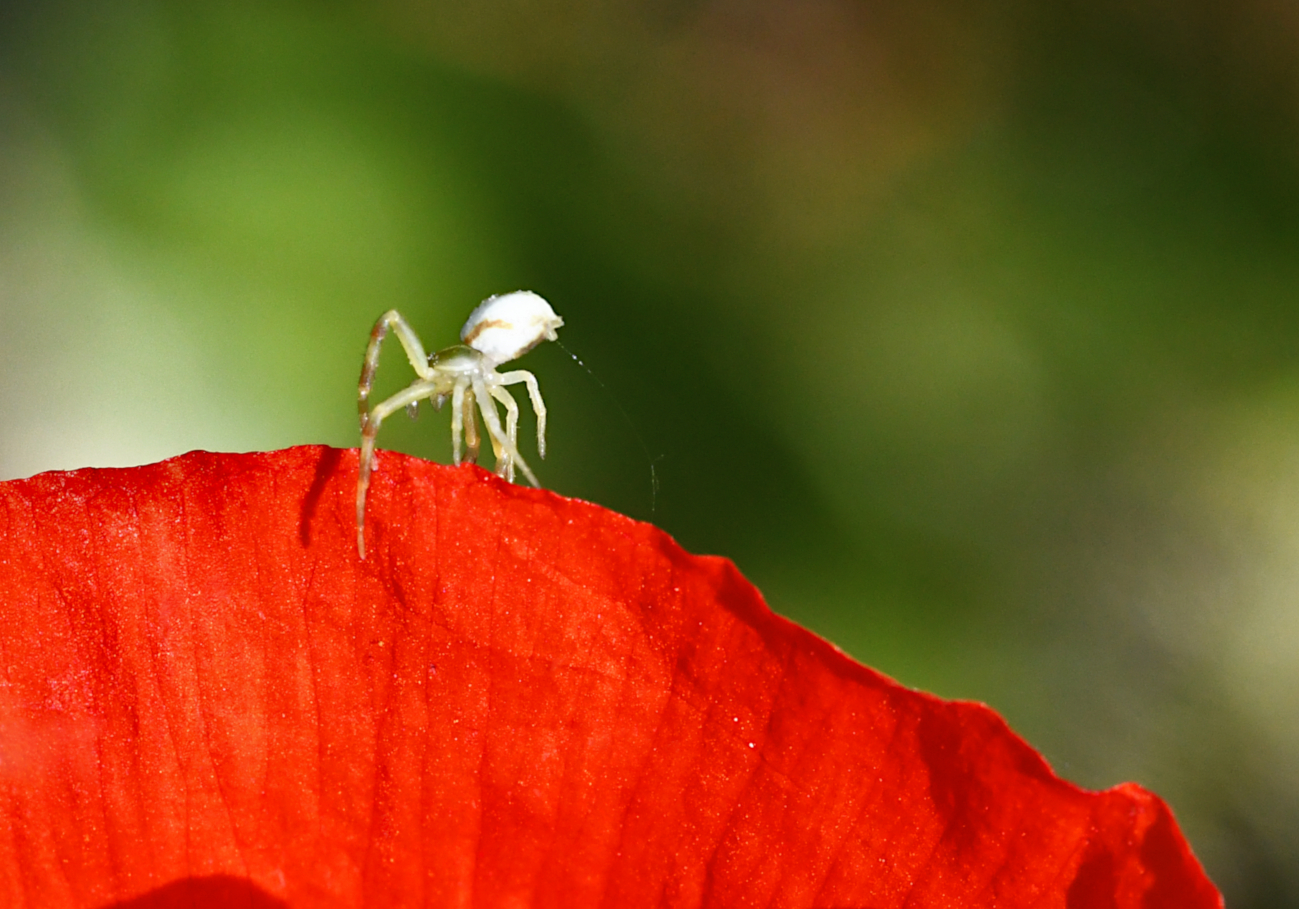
<box><xmin>356</xmin><ymin>290</ymin><xmax>563</xmax><ymax>557</ymax></box>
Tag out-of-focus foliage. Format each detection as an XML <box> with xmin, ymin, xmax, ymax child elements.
<box><xmin>2</xmin><ymin>0</ymin><xmax>1297</xmax><ymax>902</ymax></box>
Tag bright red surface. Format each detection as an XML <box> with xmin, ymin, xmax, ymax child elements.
<box><xmin>0</xmin><ymin>447</ymin><xmax>1221</xmax><ymax>908</ymax></box>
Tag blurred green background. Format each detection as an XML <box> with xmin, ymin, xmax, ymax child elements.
<box><xmin>3</xmin><ymin>0</ymin><xmax>1298</xmax><ymax>901</ymax></box>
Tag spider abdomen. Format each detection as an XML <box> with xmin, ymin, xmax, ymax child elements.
<box><xmin>461</xmin><ymin>291</ymin><xmax>564</xmax><ymax>366</ymax></box>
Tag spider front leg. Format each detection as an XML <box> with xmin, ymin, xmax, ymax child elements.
<box><xmin>357</xmin><ymin>380</ymin><xmax>437</xmax><ymax>558</ymax></box>
<box><xmin>358</xmin><ymin>310</ymin><xmax>433</xmax><ymax>427</ymax></box>
<box><xmin>497</xmin><ymin>369</ymin><xmax>547</xmax><ymax>458</ymax></box>
<box><xmin>357</xmin><ymin>310</ymin><xmax>439</xmax><ymax>558</ymax></box>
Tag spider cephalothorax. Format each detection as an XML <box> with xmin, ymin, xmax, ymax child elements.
<box><xmin>356</xmin><ymin>290</ymin><xmax>563</xmax><ymax>557</ymax></box>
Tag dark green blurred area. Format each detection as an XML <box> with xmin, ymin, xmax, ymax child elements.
<box><xmin>3</xmin><ymin>0</ymin><xmax>1298</xmax><ymax>902</ymax></box>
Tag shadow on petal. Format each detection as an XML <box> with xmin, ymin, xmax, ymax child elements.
<box><xmin>101</xmin><ymin>876</ymin><xmax>286</xmax><ymax>909</ymax></box>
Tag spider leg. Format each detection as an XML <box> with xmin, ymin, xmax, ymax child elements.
<box><xmin>450</xmin><ymin>381</ymin><xmax>466</xmax><ymax>466</ymax></box>
<box><xmin>463</xmin><ymin>386</ymin><xmax>481</xmax><ymax>465</ymax></box>
<box><xmin>497</xmin><ymin>369</ymin><xmax>547</xmax><ymax>459</ymax></box>
<box><xmin>358</xmin><ymin>310</ymin><xmax>433</xmax><ymax>429</ymax></box>
<box><xmin>357</xmin><ymin>380</ymin><xmax>438</xmax><ymax>558</ymax></box>
<box><xmin>488</xmin><ymin>384</ymin><xmax>521</xmax><ymax>483</ymax></box>
<box><xmin>472</xmin><ymin>376</ymin><xmax>538</xmax><ymax>486</ymax></box>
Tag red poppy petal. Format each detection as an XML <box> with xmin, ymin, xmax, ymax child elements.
<box><xmin>0</xmin><ymin>446</ymin><xmax>1221</xmax><ymax>908</ymax></box>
